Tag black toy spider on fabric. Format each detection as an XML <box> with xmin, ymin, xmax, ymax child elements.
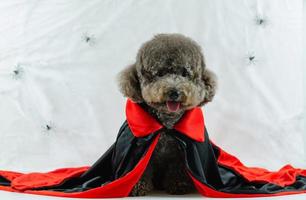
<box><xmin>245</xmin><ymin>52</ymin><xmax>258</xmax><ymax>66</ymax></box>
<box><xmin>12</xmin><ymin>64</ymin><xmax>24</xmax><ymax>79</ymax></box>
<box><xmin>254</xmin><ymin>15</ymin><xmax>269</xmax><ymax>27</ymax></box>
<box><xmin>82</xmin><ymin>33</ymin><xmax>96</xmax><ymax>46</ymax></box>
<box><xmin>46</xmin><ymin>124</ymin><xmax>51</xmax><ymax>131</ymax></box>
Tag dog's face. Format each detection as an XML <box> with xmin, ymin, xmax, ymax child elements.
<box><xmin>118</xmin><ymin>34</ymin><xmax>217</xmax><ymax>114</ymax></box>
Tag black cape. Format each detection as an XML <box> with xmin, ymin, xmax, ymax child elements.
<box><xmin>0</xmin><ymin>99</ymin><xmax>306</xmax><ymax>198</ymax></box>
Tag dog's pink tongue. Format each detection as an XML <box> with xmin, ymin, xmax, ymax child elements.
<box><xmin>166</xmin><ymin>101</ymin><xmax>181</xmax><ymax>112</ymax></box>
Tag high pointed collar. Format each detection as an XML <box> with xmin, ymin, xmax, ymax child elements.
<box><xmin>125</xmin><ymin>99</ymin><xmax>205</xmax><ymax>142</ymax></box>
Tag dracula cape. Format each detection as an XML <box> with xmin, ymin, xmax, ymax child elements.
<box><xmin>0</xmin><ymin>99</ymin><xmax>306</xmax><ymax>198</ymax></box>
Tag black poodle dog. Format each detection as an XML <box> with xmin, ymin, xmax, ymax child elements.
<box><xmin>117</xmin><ymin>33</ymin><xmax>217</xmax><ymax>196</ymax></box>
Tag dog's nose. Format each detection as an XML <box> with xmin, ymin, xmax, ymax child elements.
<box><xmin>168</xmin><ymin>89</ymin><xmax>179</xmax><ymax>101</ymax></box>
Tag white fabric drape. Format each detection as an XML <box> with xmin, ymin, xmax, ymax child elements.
<box><xmin>0</xmin><ymin>0</ymin><xmax>304</xmax><ymax>175</ymax></box>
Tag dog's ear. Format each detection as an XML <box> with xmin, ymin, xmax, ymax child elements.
<box><xmin>117</xmin><ymin>64</ymin><xmax>143</xmax><ymax>102</ymax></box>
<box><xmin>199</xmin><ymin>67</ymin><xmax>217</xmax><ymax>106</ymax></box>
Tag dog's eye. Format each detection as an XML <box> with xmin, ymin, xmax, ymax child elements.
<box><xmin>157</xmin><ymin>71</ymin><xmax>165</xmax><ymax>77</ymax></box>
<box><xmin>182</xmin><ymin>68</ymin><xmax>189</xmax><ymax>77</ymax></box>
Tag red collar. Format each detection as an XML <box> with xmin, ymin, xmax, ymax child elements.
<box><xmin>125</xmin><ymin>99</ymin><xmax>205</xmax><ymax>142</ymax></box>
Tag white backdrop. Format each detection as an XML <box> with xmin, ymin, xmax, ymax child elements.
<box><xmin>0</xmin><ymin>0</ymin><xmax>305</xmax><ymax>177</ymax></box>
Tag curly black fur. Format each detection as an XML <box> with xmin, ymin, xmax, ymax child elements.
<box><xmin>117</xmin><ymin>33</ymin><xmax>217</xmax><ymax>196</ymax></box>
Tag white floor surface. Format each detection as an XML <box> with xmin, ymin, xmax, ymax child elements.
<box><xmin>0</xmin><ymin>191</ymin><xmax>306</xmax><ymax>200</ymax></box>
